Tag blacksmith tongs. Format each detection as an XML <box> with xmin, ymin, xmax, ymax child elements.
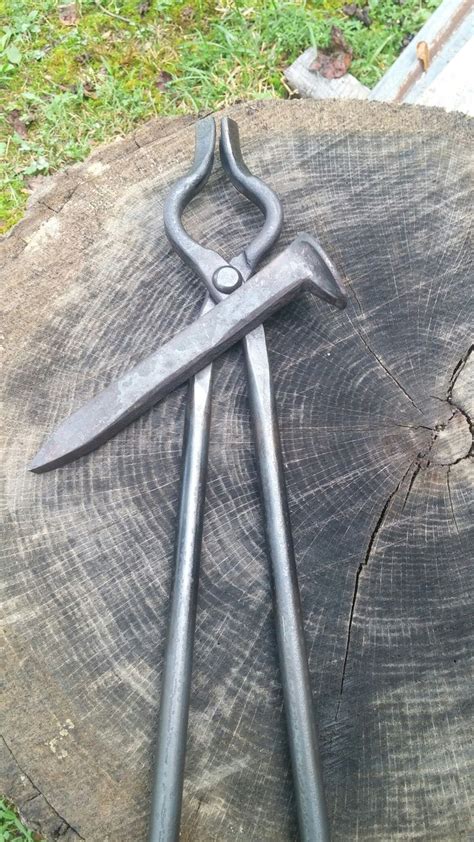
<box><xmin>150</xmin><ymin>117</ymin><xmax>342</xmax><ymax>842</ymax></box>
<box><xmin>29</xmin><ymin>117</ymin><xmax>347</xmax><ymax>842</ymax></box>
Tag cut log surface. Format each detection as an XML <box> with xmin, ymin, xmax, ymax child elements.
<box><xmin>1</xmin><ymin>100</ymin><xmax>473</xmax><ymax>842</ymax></box>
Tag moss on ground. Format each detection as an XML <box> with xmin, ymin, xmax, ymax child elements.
<box><xmin>0</xmin><ymin>0</ymin><xmax>440</xmax><ymax>233</ymax></box>
<box><xmin>0</xmin><ymin>2</ymin><xmax>442</xmax><ymax>838</ymax></box>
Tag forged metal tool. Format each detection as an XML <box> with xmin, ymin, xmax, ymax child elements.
<box><xmin>148</xmin><ymin>116</ymin><xmax>284</xmax><ymax>842</ymax></box>
<box><xmin>30</xmin><ymin>117</ymin><xmax>347</xmax><ymax>842</ymax></box>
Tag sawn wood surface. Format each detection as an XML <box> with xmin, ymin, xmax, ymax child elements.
<box><xmin>1</xmin><ymin>100</ymin><xmax>473</xmax><ymax>841</ymax></box>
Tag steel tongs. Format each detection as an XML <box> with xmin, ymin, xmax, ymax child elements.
<box><xmin>149</xmin><ymin>116</ymin><xmax>331</xmax><ymax>842</ymax></box>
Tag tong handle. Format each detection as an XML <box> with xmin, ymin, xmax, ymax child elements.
<box><xmin>220</xmin><ymin>116</ymin><xmax>283</xmax><ymax>272</ymax></box>
<box><xmin>164</xmin><ymin>117</ymin><xmax>284</xmax><ymax>301</ymax></box>
<box><xmin>164</xmin><ymin>117</ymin><xmax>224</xmax><ymax>293</ymax></box>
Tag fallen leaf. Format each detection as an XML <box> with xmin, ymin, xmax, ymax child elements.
<box><xmin>309</xmin><ymin>26</ymin><xmax>353</xmax><ymax>80</ymax></box>
<box><xmin>156</xmin><ymin>70</ymin><xmax>172</xmax><ymax>91</ymax></box>
<box><xmin>83</xmin><ymin>80</ymin><xmax>97</xmax><ymax>98</ymax></box>
<box><xmin>180</xmin><ymin>5</ymin><xmax>194</xmax><ymax>20</ymax></box>
<box><xmin>358</xmin><ymin>8</ymin><xmax>371</xmax><ymax>26</ymax></box>
<box><xmin>7</xmin><ymin>109</ymin><xmax>28</xmax><ymax>138</ymax></box>
<box><xmin>75</xmin><ymin>52</ymin><xmax>93</xmax><ymax>65</ymax></box>
<box><xmin>331</xmin><ymin>27</ymin><xmax>351</xmax><ymax>51</ymax></box>
<box><xmin>416</xmin><ymin>40</ymin><xmax>430</xmax><ymax>72</ymax></box>
<box><xmin>59</xmin><ymin>3</ymin><xmax>78</xmax><ymax>25</ymax></box>
<box><xmin>343</xmin><ymin>4</ymin><xmax>372</xmax><ymax>26</ymax></box>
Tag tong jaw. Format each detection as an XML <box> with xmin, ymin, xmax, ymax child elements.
<box><xmin>164</xmin><ymin>115</ymin><xmax>284</xmax><ymax>300</ymax></box>
<box><xmin>219</xmin><ymin>117</ymin><xmax>283</xmax><ymax>275</ymax></box>
<box><xmin>164</xmin><ymin>116</ymin><xmax>345</xmax><ymax>310</ymax></box>
<box><xmin>163</xmin><ymin>117</ymin><xmax>222</xmax><ymax>294</ymax></box>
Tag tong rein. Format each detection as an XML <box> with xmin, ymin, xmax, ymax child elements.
<box><xmin>149</xmin><ymin>117</ymin><xmax>330</xmax><ymax>842</ymax></box>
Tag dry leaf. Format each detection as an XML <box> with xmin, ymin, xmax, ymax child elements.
<box><xmin>309</xmin><ymin>26</ymin><xmax>353</xmax><ymax>80</ymax></box>
<box><xmin>7</xmin><ymin>109</ymin><xmax>29</xmax><ymax>138</ymax></box>
<box><xmin>416</xmin><ymin>41</ymin><xmax>430</xmax><ymax>72</ymax></box>
<box><xmin>343</xmin><ymin>4</ymin><xmax>372</xmax><ymax>27</ymax></box>
<box><xmin>156</xmin><ymin>70</ymin><xmax>172</xmax><ymax>91</ymax></box>
<box><xmin>75</xmin><ymin>52</ymin><xmax>93</xmax><ymax>65</ymax></box>
<box><xmin>138</xmin><ymin>0</ymin><xmax>151</xmax><ymax>15</ymax></box>
<box><xmin>83</xmin><ymin>80</ymin><xmax>97</xmax><ymax>98</ymax></box>
<box><xmin>180</xmin><ymin>5</ymin><xmax>194</xmax><ymax>20</ymax></box>
<box><xmin>59</xmin><ymin>3</ymin><xmax>78</xmax><ymax>25</ymax></box>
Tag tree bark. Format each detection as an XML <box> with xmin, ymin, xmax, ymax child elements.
<box><xmin>1</xmin><ymin>100</ymin><xmax>472</xmax><ymax>842</ymax></box>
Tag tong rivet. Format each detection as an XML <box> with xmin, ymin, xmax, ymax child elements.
<box><xmin>213</xmin><ymin>265</ymin><xmax>242</xmax><ymax>293</ymax></box>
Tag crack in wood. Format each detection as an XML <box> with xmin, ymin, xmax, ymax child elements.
<box><xmin>1</xmin><ymin>736</ymin><xmax>84</xmax><ymax>840</ymax></box>
<box><xmin>447</xmin><ymin>344</ymin><xmax>473</xmax><ymax>402</ymax></box>
<box><xmin>336</xmin><ymin>346</ymin><xmax>473</xmax><ymax>714</ymax></box>
<box><xmin>392</xmin><ymin>422</ymin><xmax>433</xmax><ymax>431</ymax></box>
<box><xmin>428</xmin><ymin>395</ymin><xmax>472</xmax><ymax>452</ymax></box>
<box><xmin>401</xmin><ymin>462</ymin><xmax>421</xmax><ymax>511</ymax></box>
<box><xmin>181</xmin><ymin>795</ymin><xmax>204</xmax><ymax>842</ymax></box>
<box><xmin>346</xmin><ymin>311</ymin><xmax>423</xmax><ymax>414</ymax></box>
<box><xmin>446</xmin><ymin>345</ymin><xmax>473</xmax><ymax>461</ymax></box>
<box><xmin>344</xmin><ymin>275</ymin><xmax>364</xmax><ymax>316</ymax></box>
<box><xmin>446</xmin><ymin>465</ymin><xmax>461</xmax><ymax>536</ymax></box>
<box><xmin>336</xmin><ymin>460</ymin><xmax>417</xmax><ymax>716</ymax></box>
<box><xmin>38</xmin><ymin>185</ymin><xmax>79</xmax><ymax>215</ymax></box>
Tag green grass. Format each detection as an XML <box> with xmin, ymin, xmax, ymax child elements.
<box><xmin>0</xmin><ymin>0</ymin><xmax>440</xmax><ymax>231</ymax></box>
<box><xmin>0</xmin><ymin>799</ymin><xmax>43</xmax><ymax>842</ymax></box>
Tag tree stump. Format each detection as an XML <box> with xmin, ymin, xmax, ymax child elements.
<box><xmin>1</xmin><ymin>100</ymin><xmax>472</xmax><ymax>842</ymax></box>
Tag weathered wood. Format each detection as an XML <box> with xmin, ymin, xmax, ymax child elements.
<box><xmin>1</xmin><ymin>100</ymin><xmax>473</xmax><ymax>842</ymax></box>
<box><xmin>370</xmin><ymin>0</ymin><xmax>473</xmax><ymax>109</ymax></box>
<box><xmin>284</xmin><ymin>47</ymin><xmax>369</xmax><ymax>101</ymax></box>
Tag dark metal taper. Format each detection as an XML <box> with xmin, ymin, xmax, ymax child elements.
<box><xmin>148</xmin><ymin>315</ymin><xmax>213</xmax><ymax>841</ymax></box>
<box><xmin>149</xmin><ymin>117</ymin><xmax>285</xmax><ymax>841</ymax></box>
<box><xmin>244</xmin><ymin>325</ymin><xmax>329</xmax><ymax>840</ymax></box>
<box><xmin>222</xmin><ymin>118</ymin><xmax>330</xmax><ymax>840</ymax></box>
<box><xmin>149</xmin><ymin>117</ymin><xmax>335</xmax><ymax>842</ymax></box>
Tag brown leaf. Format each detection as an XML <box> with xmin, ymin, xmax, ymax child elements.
<box><xmin>180</xmin><ymin>5</ymin><xmax>194</xmax><ymax>20</ymax></box>
<box><xmin>75</xmin><ymin>52</ymin><xmax>93</xmax><ymax>65</ymax></box>
<box><xmin>59</xmin><ymin>3</ymin><xmax>78</xmax><ymax>25</ymax></box>
<box><xmin>343</xmin><ymin>4</ymin><xmax>371</xmax><ymax>26</ymax></box>
<box><xmin>7</xmin><ymin>109</ymin><xmax>28</xmax><ymax>138</ymax></box>
<box><xmin>309</xmin><ymin>26</ymin><xmax>353</xmax><ymax>80</ymax></box>
<box><xmin>332</xmin><ymin>26</ymin><xmax>350</xmax><ymax>51</ymax></box>
<box><xmin>416</xmin><ymin>40</ymin><xmax>430</xmax><ymax>72</ymax></box>
<box><xmin>83</xmin><ymin>80</ymin><xmax>97</xmax><ymax>98</ymax></box>
<box><xmin>156</xmin><ymin>70</ymin><xmax>172</xmax><ymax>91</ymax></box>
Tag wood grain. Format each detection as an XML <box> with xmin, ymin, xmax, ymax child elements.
<box><xmin>1</xmin><ymin>100</ymin><xmax>473</xmax><ymax>841</ymax></box>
